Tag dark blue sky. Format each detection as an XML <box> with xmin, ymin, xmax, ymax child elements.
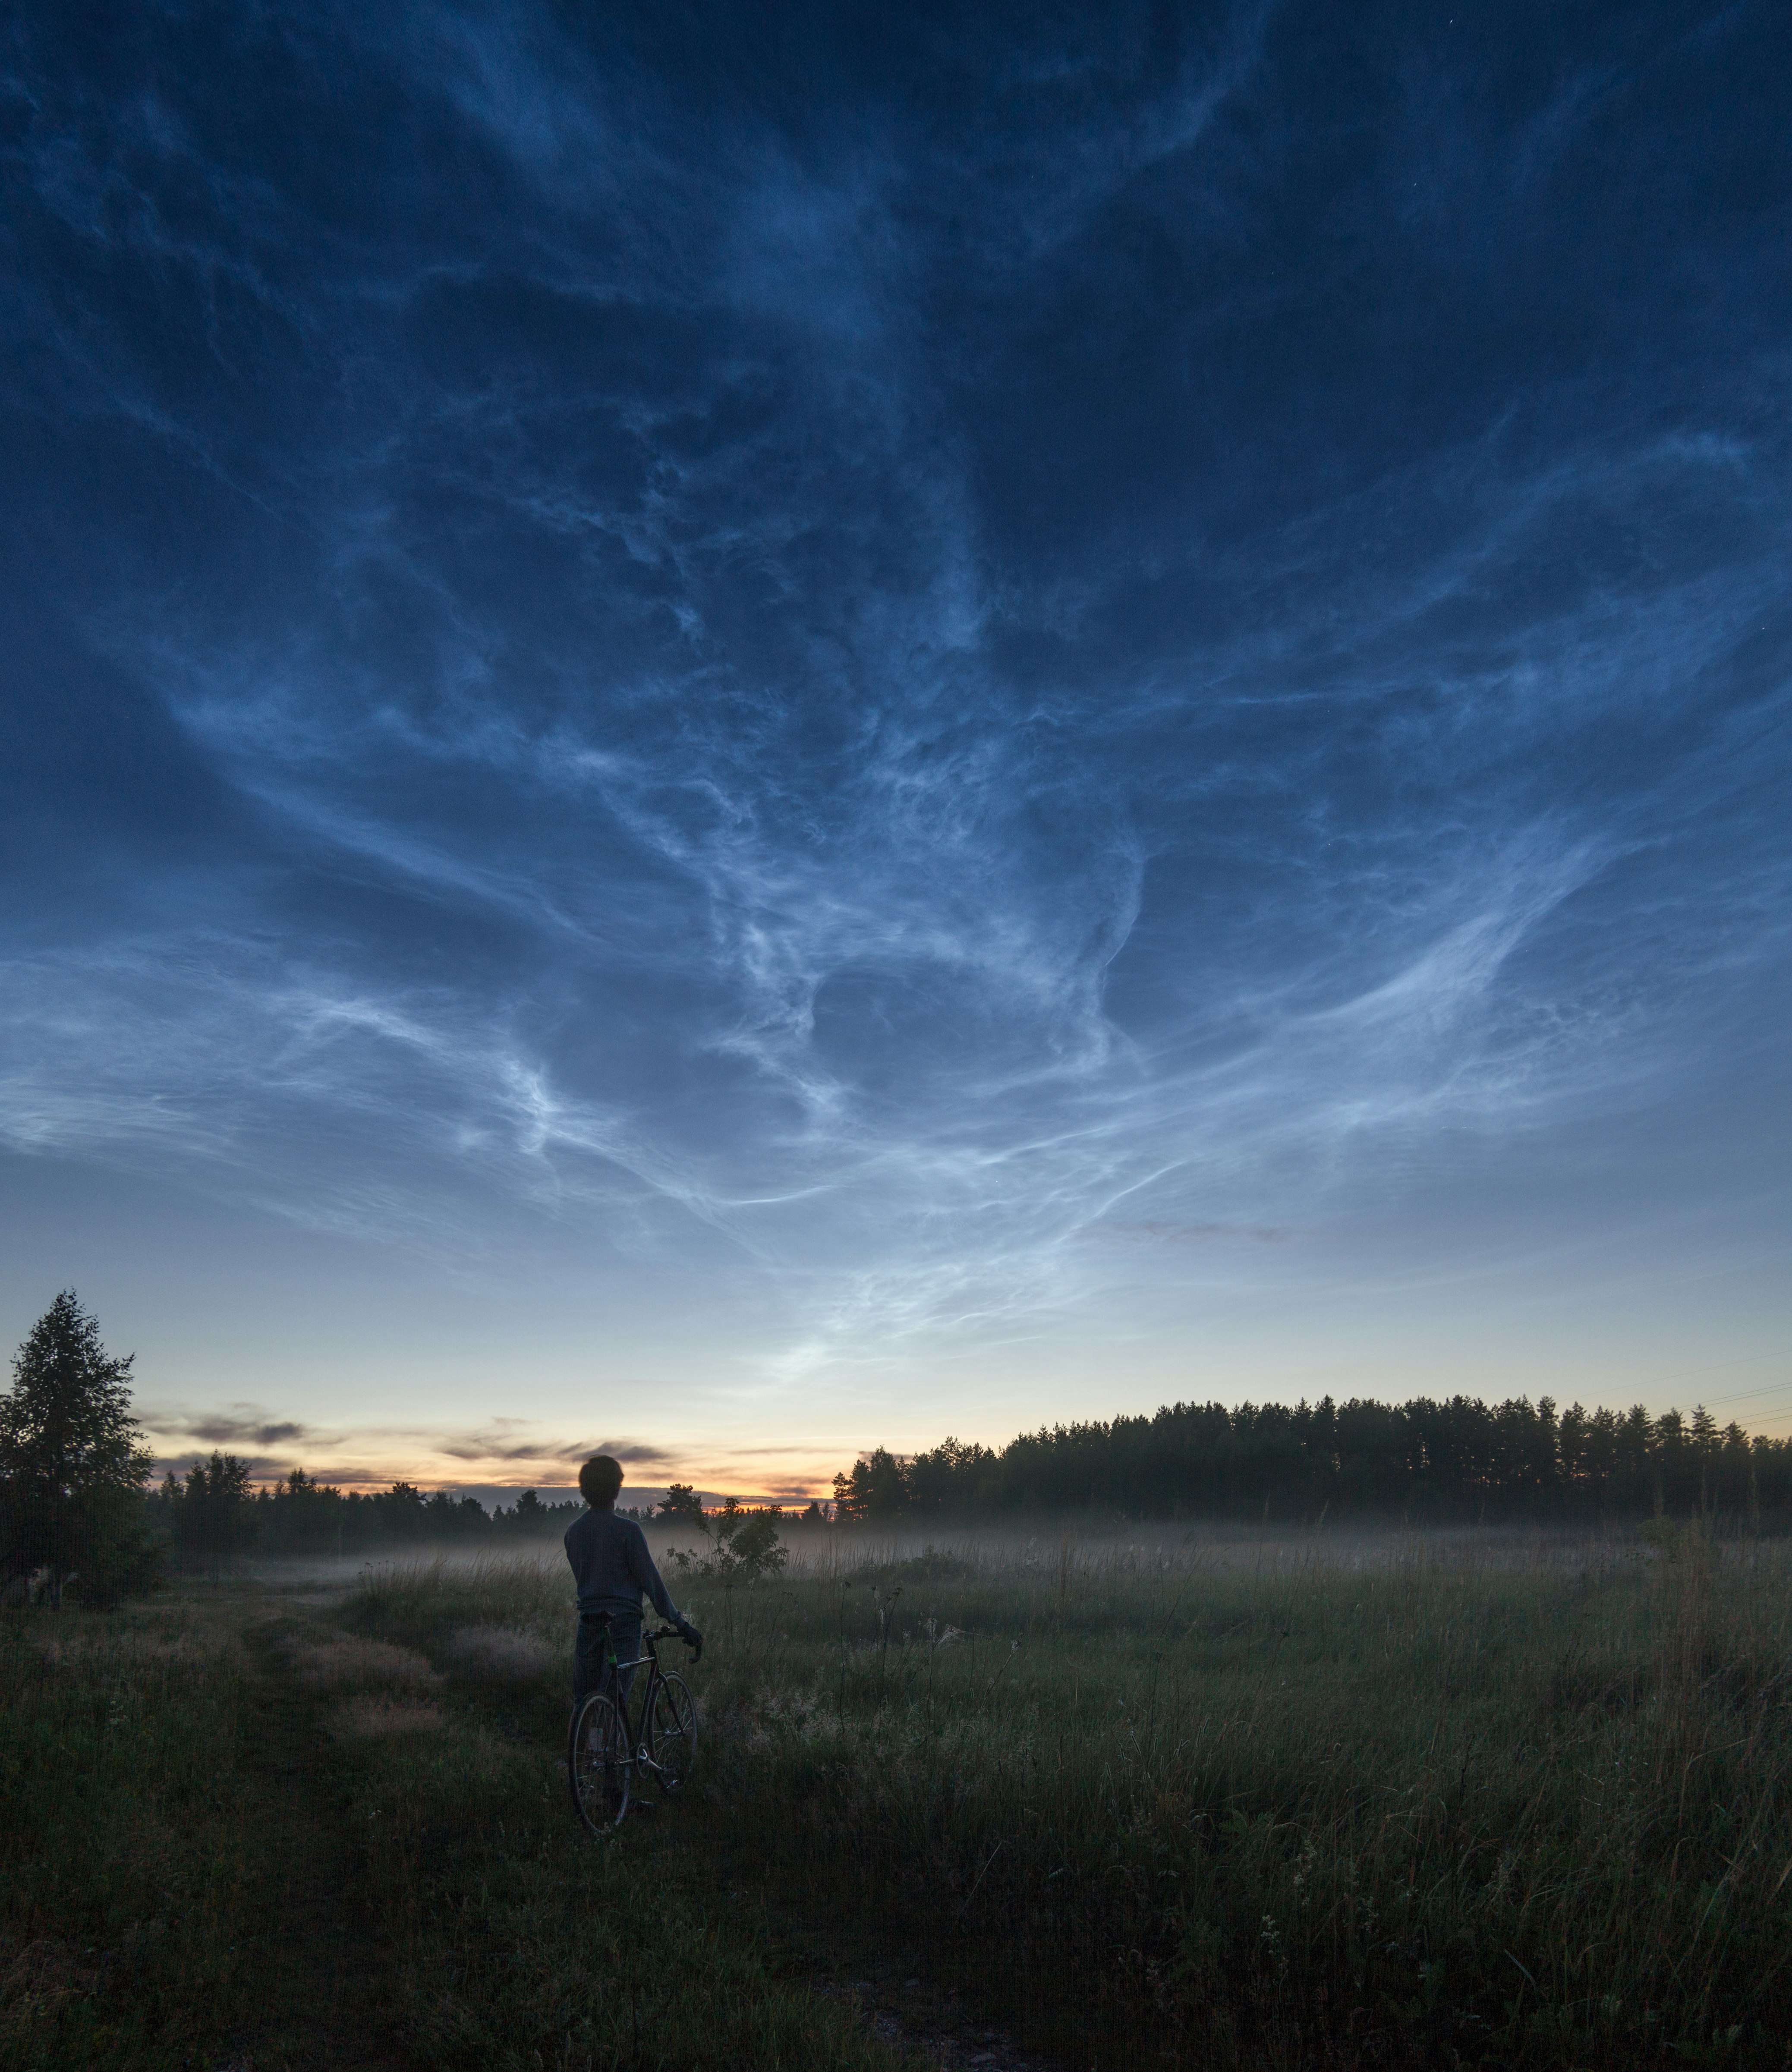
<box><xmin>3</xmin><ymin>1</ymin><xmax>1788</xmax><ymax>1494</ymax></box>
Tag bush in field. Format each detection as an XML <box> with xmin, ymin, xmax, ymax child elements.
<box><xmin>666</xmin><ymin>1496</ymin><xmax>788</xmax><ymax>1587</ymax></box>
<box><xmin>0</xmin><ymin>1291</ymin><xmax>159</xmax><ymax>1606</ymax></box>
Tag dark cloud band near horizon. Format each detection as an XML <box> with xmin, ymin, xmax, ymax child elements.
<box><xmin>2</xmin><ymin>2</ymin><xmax>1788</xmax><ymax>1455</ymax></box>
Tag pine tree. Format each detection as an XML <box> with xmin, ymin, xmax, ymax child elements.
<box><xmin>658</xmin><ymin>1483</ymin><xmax>705</xmax><ymax>1524</ymax></box>
<box><xmin>0</xmin><ymin>1291</ymin><xmax>158</xmax><ymax>1605</ymax></box>
<box><xmin>173</xmin><ymin>1451</ymin><xmax>255</xmax><ymax>1575</ymax></box>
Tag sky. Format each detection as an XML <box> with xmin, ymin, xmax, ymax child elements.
<box><xmin>2</xmin><ymin>1</ymin><xmax>1789</xmax><ymax>1502</ymax></box>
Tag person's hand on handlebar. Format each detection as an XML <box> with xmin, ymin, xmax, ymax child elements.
<box><xmin>675</xmin><ymin>1617</ymin><xmax>703</xmax><ymax>1661</ymax></box>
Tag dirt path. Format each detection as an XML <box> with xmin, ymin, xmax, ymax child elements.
<box><xmin>823</xmin><ymin>1972</ymin><xmax>1058</xmax><ymax>2071</ymax></box>
<box><xmin>209</xmin><ymin>1607</ymin><xmax>407</xmax><ymax>2071</ymax></box>
<box><xmin>212</xmin><ymin>1585</ymin><xmax>1055</xmax><ymax>2072</ymax></box>
<box><xmin>731</xmin><ymin>1867</ymin><xmax>1061</xmax><ymax>2071</ymax></box>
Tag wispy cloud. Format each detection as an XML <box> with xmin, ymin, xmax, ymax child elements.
<box><xmin>140</xmin><ymin>1404</ymin><xmax>685</xmax><ymax>1485</ymax></box>
<box><xmin>435</xmin><ymin>1428</ymin><xmax>673</xmax><ymax>1467</ymax></box>
<box><xmin>3</xmin><ymin>0</ymin><xmax>1788</xmax><ymax>1417</ymax></box>
<box><xmin>148</xmin><ymin>1408</ymin><xmax>312</xmax><ymax>1449</ymax></box>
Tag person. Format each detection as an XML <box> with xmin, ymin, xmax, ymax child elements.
<box><xmin>564</xmin><ymin>1454</ymin><xmax>701</xmax><ymax>1713</ymax></box>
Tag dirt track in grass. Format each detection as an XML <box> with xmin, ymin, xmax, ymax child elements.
<box><xmin>3</xmin><ymin>1578</ymin><xmax>1050</xmax><ymax>2072</ymax></box>
<box><xmin>226</xmin><ymin>1611</ymin><xmax>410</xmax><ymax>2070</ymax></box>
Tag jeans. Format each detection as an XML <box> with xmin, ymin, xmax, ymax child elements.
<box><xmin>573</xmin><ymin>1610</ymin><xmax>642</xmax><ymax>1710</ymax></box>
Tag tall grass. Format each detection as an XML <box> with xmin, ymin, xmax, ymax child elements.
<box><xmin>337</xmin><ymin>1553</ymin><xmax>909</xmax><ymax>2070</ymax></box>
<box><xmin>2</xmin><ymin>1574</ymin><xmax>911</xmax><ymax>2072</ymax></box>
<box><xmin>354</xmin><ymin>1525</ymin><xmax>1792</xmax><ymax>2068</ymax></box>
<box><xmin>0</xmin><ymin>1605</ymin><xmax>271</xmax><ymax>2068</ymax></box>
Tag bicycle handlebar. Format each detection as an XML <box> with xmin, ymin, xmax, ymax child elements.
<box><xmin>646</xmin><ymin>1622</ymin><xmax>702</xmax><ymax>1661</ymax></box>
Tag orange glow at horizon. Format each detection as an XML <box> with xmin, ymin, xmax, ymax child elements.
<box><xmin>142</xmin><ymin>1421</ymin><xmax>846</xmax><ymax>1505</ymax></box>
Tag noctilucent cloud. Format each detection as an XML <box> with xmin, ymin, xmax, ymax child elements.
<box><xmin>3</xmin><ymin>2</ymin><xmax>1789</xmax><ymax>1499</ymax></box>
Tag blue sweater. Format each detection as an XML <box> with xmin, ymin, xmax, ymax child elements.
<box><xmin>564</xmin><ymin>1507</ymin><xmax>680</xmax><ymax>1622</ymax></box>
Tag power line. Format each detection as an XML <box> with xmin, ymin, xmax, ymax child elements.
<box><xmin>1609</xmin><ymin>1350</ymin><xmax>1787</xmax><ymax>1404</ymax></box>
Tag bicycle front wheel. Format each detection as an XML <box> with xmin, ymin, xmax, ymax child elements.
<box><xmin>647</xmin><ymin>1673</ymin><xmax>697</xmax><ymax>1795</ymax></box>
<box><xmin>569</xmin><ymin>1694</ymin><xmax>631</xmax><ymax>1833</ymax></box>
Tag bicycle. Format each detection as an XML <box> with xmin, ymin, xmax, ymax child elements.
<box><xmin>568</xmin><ymin>1621</ymin><xmax>701</xmax><ymax>1834</ymax></box>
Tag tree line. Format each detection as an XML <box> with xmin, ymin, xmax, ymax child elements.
<box><xmin>152</xmin><ymin>1473</ymin><xmax>822</xmax><ymax>1568</ymax></box>
<box><xmin>830</xmin><ymin>1394</ymin><xmax>1792</xmax><ymax>1524</ymax></box>
<box><xmin>145</xmin><ymin>1462</ymin><xmax>592</xmax><ymax>1569</ymax></box>
<box><xmin>8</xmin><ymin>1294</ymin><xmax>1786</xmax><ymax>1609</ymax></box>
<box><xmin>0</xmin><ymin>1291</ymin><xmax>819</xmax><ymax>1597</ymax></box>
<box><xmin>0</xmin><ymin>1292</ymin><xmax>627</xmax><ymax>1595</ymax></box>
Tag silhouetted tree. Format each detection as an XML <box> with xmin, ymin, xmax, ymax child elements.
<box><xmin>822</xmin><ymin>1392</ymin><xmax>1792</xmax><ymax>1527</ymax></box>
<box><xmin>832</xmin><ymin>1446</ymin><xmax>907</xmax><ymax>1522</ymax></box>
<box><xmin>658</xmin><ymin>1483</ymin><xmax>705</xmax><ymax>1524</ymax></box>
<box><xmin>493</xmin><ymin>1488</ymin><xmax>579</xmax><ymax>1536</ymax></box>
<box><xmin>169</xmin><ymin>1451</ymin><xmax>255</xmax><ymax>1575</ymax></box>
<box><xmin>0</xmin><ymin>1291</ymin><xmax>158</xmax><ymax>1605</ymax></box>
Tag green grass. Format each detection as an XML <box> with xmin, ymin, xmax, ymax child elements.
<box><xmin>8</xmin><ymin>1530</ymin><xmax>1792</xmax><ymax>2069</ymax></box>
<box><xmin>306</xmin><ymin>1642</ymin><xmax>902</xmax><ymax>2071</ymax></box>
<box><xmin>353</xmin><ymin>1527</ymin><xmax>1792</xmax><ymax>2069</ymax></box>
<box><xmin>0</xmin><ymin>1580</ymin><xmax>909</xmax><ymax>2071</ymax></box>
<box><xmin>0</xmin><ymin>1600</ymin><xmax>282</xmax><ymax>2068</ymax></box>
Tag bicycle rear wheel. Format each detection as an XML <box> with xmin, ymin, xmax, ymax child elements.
<box><xmin>569</xmin><ymin>1694</ymin><xmax>630</xmax><ymax>1833</ymax></box>
<box><xmin>647</xmin><ymin>1673</ymin><xmax>697</xmax><ymax>1795</ymax></box>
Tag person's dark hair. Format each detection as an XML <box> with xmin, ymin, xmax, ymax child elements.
<box><xmin>579</xmin><ymin>1455</ymin><xmax>624</xmax><ymax>1507</ymax></box>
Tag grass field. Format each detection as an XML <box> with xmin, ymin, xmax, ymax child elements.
<box><xmin>0</xmin><ymin>1574</ymin><xmax>904</xmax><ymax>2072</ymax></box>
<box><xmin>6</xmin><ymin>1522</ymin><xmax>1792</xmax><ymax>2069</ymax></box>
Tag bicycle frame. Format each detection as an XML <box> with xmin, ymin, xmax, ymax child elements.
<box><xmin>568</xmin><ymin>1617</ymin><xmax>698</xmax><ymax>1837</ymax></box>
<box><xmin>602</xmin><ymin>1622</ymin><xmax>682</xmax><ymax>1783</ymax></box>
